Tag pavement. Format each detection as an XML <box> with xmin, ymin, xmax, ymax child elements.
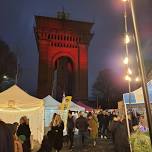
<box><xmin>62</xmin><ymin>138</ymin><xmax>115</xmax><ymax>152</ymax></box>
<box><xmin>33</xmin><ymin>138</ymin><xmax>115</xmax><ymax>152</ymax></box>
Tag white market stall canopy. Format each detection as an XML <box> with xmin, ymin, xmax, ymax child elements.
<box><xmin>123</xmin><ymin>80</ymin><xmax>152</xmax><ymax>104</ymax></box>
<box><xmin>0</xmin><ymin>85</ymin><xmax>44</xmax><ymax>143</ymax></box>
<box><xmin>43</xmin><ymin>95</ymin><xmax>85</xmax><ymax>127</ymax></box>
<box><xmin>43</xmin><ymin>95</ymin><xmax>60</xmax><ymax>110</ymax></box>
<box><xmin>43</xmin><ymin>95</ymin><xmax>85</xmax><ymax>111</ymax></box>
<box><xmin>70</xmin><ymin>101</ymin><xmax>85</xmax><ymax>111</ymax></box>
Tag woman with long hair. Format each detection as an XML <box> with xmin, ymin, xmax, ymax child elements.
<box><xmin>51</xmin><ymin>114</ymin><xmax>64</xmax><ymax>152</ymax></box>
<box><xmin>0</xmin><ymin>121</ymin><xmax>14</xmax><ymax>152</ymax></box>
<box><xmin>37</xmin><ymin>113</ymin><xmax>58</xmax><ymax>152</ymax></box>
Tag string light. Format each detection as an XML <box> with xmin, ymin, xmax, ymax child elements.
<box><xmin>125</xmin><ymin>75</ymin><xmax>131</xmax><ymax>81</ymax></box>
<box><xmin>123</xmin><ymin>57</ymin><xmax>129</xmax><ymax>64</ymax></box>
<box><xmin>135</xmin><ymin>77</ymin><xmax>140</xmax><ymax>82</ymax></box>
<box><xmin>128</xmin><ymin>68</ymin><xmax>132</xmax><ymax>75</ymax></box>
<box><xmin>0</xmin><ymin>106</ymin><xmax>43</xmax><ymax>112</ymax></box>
<box><xmin>125</xmin><ymin>34</ymin><xmax>130</xmax><ymax>44</ymax></box>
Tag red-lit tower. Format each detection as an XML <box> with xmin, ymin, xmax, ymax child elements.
<box><xmin>34</xmin><ymin>12</ymin><xmax>93</xmax><ymax>101</ymax></box>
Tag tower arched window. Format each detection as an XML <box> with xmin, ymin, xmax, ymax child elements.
<box><xmin>51</xmin><ymin>34</ymin><xmax>54</xmax><ymax>39</ymax></box>
<box><xmin>67</xmin><ymin>36</ymin><xmax>69</xmax><ymax>41</ymax></box>
<box><xmin>48</xmin><ymin>34</ymin><xmax>51</xmax><ymax>40</ymax></box>
<box><xmin>54</xmin><ymin>35</ymin><xmax>56</xmax><ymax>40</ymax></box>
<box><xmin>58</xmin><ymin>35</ymin><xmax>60</xmax><ymax>40</ymax></box>
<box><xmin>64</xmin><ymin>36</ymin><xmax>66</xmax><ymax>41</ymax></box>
<box><xmin>70</xmin><ymin>36</ymin><xmax>72</xmax><ymax>41</ymax></box>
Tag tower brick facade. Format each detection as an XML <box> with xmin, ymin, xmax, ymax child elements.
<box><xmin>34</xmin><ymin>15</ymin><xmax>93</xmax><ymax>101</ymax></box>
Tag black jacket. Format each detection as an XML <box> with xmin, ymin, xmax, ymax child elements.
<box><xmin>50</xmin><ymin>121</ymin><xmax>64</xmax><ymax>151</ymax></box>
<box><xmin>76</xmin><ymin>116</ymin><xmax>88</xmax><ymax>132</ymax></box>
<box><xmin>110</xmin><ymin>121</ymin><xmax>130</xmax><ymax>152</ymax></box>
<box><xmin>17</xmin><ymin>123</ymin><xmax>31</xmax><ymax>152</ymax></box>
<box><xmin>67</xmin><ymin>116</ymin><xmax>74</xmax><ymax>130</ymax></box>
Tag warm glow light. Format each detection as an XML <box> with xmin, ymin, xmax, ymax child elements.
<box><xmin>123</xmin><ymin>57</ymin><xmax>129</xmax><ymax>64</ymax></box>
<box><xmin>125</xmin><ymin>34</ymin><xmax>130</xmax><ymax>44</ymax></box>
<box><xmin>125</xmin><ymin>75</ymin><xmax>131</xmax><ymax>81</ymax></box>
<box><xmin>3</xmin><ymin>75</ymin><xmax>8</xmax><ymax>79</ymax></box>
<box><xmin>128</xmin><ymin>68</ymin><xmax>132</xmax><ymax>75</ymax></box>
<box><xmin>122</xmin><ymin>0</ymin><xmax>128</xmax><ymax>2</ymax></box>
<box><xmin>0</xmin><ymin>107</ymin><xmax>42</xmax><ymax>112</ymax></box>
<box><xmin>135</xmin><ymin>77</ymin><xmax>140</xmax><ymax>82</ymax></box>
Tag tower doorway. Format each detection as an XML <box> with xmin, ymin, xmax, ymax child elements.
<box><xmin>52</xmin><ymin>57</ymin><xmax>74</xmax><ymax>101</ymax></box>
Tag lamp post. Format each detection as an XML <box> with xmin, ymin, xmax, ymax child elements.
<box><xmin>129</xmin><ymin>0</ymin><xmax>152</xmax><ymax>144</ymax></box>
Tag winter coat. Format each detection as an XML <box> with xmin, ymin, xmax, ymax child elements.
<box><xmin>37</xmin><ymin>135</ymin><xmax>51</xmax><ymax>152</ymax></box>
<box><xmin>0</xmin><ymin>121</ymin><xmax>14</xmax><ymax>152</ymax></box>
<box><xmin>76</xmin><ymin>116</ymin><xmax>88</xmax><ymax>132</ymax></box>
<box><xmin>97</xmin><ymin>113</ymin><xmax>104</xmax><ymax>128</ymax></box>
<box><xmin>88</xmin><ymin>116</ymin><xmax>99</xmax><ymax>139</ymax></box>
<box><xmin>102</xmin><ymin>115</ymin><xmax>110</xmax><ymax>128</ymax></box>
<box><xmin>67</xmin><ymin>116</ymin><xmax>75</xmax><ymax>130</ymax></box>
<box><xmin>51</xmin><ymin>121</ymin><xmax>64</xmax><ymax>151</ymax></box>
<box><xmin>110</xmin><ymin>121</ymin><xmax>130</xmax><ymax>152</ymax></box>
<box><xmin>17</xmin><ymin>123</ymin><xmax>31</xmax><ymax>152</ymax></box>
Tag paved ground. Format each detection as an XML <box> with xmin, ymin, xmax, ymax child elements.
<box><xmin>62</xmin><ymin>139</ymin><xmax>115</xmax><ymax>152</ymax></box>
<box><xmin>33</xmin><ymin>138</ymin><xmax>115</xmax><ymax>152</ymax></box>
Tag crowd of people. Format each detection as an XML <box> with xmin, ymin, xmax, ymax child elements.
<box><xmin>38</xmin><ymin>111</ymin><xmax>99</xmax><ymax>152</ymax></box>
<box><xmin>0</xmin><ymin>109</ymin><xmax>148</xmax><ymax>152</ymax></box>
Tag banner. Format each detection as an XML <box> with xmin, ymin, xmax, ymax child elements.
<box><xmin>123</xmin><ymin>92</ymin><xmax>136</xmax><ymax>104</ymax></box>
<box><xmin>133</xmin><ymin>88</ymin><xmax>144</xmax><ymax>103</ymax></box>
<box><xmin>59</xmin><ymin>96</ymin><xmax>72</xmax><ymax>129</ymax></box>
<box><xmin>123</xmin><ymin>80</ymin><xmax>152</xmax><ymax>104</ymax></box>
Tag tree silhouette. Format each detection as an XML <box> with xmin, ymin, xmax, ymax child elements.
<box><xmin>0</xmin><ymin>40</ymin><xmax>17</xmax><ymax>91</ymax></box>
<box><xmin>92</xmin><ymin>69</ymin><xmax>127</xmax><ymax>109</ymax></box>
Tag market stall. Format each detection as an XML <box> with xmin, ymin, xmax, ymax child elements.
<box><xmin>0</xmin><ymin>85</ymin><xmax>44</xmax><ymax>143</ymax></box>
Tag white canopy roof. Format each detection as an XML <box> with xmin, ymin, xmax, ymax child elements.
<box><xmin>43</xmin><ymin>95</ymin><xmax>85</xmax><ymax>111</ymax></box>
<box><xmin>0</xmin><ymin>85</ymin><xmax>43</xmax><ymax>111</ymax></box>
<box><xmin>43</xmin><ymin>95</ymin><xmax>60</xmax><ymax>109</ymax></box>
<box><xmin>70</xmin><ymin>101</ymin><xmax>85</xmax><ymax>111</ymax></box>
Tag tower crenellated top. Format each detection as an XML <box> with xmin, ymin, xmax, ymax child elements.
<box><xmin>57</xmin><ymin>8</ymin><xmax>70</xmax><ymax>20</ymax></box>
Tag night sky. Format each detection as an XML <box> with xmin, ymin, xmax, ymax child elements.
<box><xmin>0</xmin><ymin>0</ymin><xmax>152</xmax><ymax>97</ymax></box>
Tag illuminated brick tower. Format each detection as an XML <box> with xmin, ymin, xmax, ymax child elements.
<box><xmin>34</xmin><ymin>12</ymin><xmax>93</xmax><ymax>101</ymax></box>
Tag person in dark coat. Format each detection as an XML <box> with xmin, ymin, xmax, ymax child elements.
<box><xmin>67</xmin><ymin>111</ymin><xmax>75</xmax><ymax>149</ymax></box>
<box><xmin>37</xmin><ymin>135</ymin><xmax>51</xmax><ymax>152</ymax></box>
<box><xmin>109</xmin><ymin>116</ymin><xmax>119</xmax><ymax>144</ymax></box>
<box><xmin>101</xmin><ymin>111</ymin><xmax>110</xmax><ymax>139</ymax></box>
<box><xmin>17</xmin><ymin>116</ymin><xmax>31</xmax><ymax>152</ymax></box>
<box><xmin>75</xmin><ymin>112</ymin><xmax>89</xmax><ymax>146</ymax></box>
<box><xmin>97</xmin><ymin>110</ymin><xmax>104</xmax><ymax>137</ymax></box>
<box><xmin>0</xmin><ymin>121</ymin><xmax>14</xmax><ymax>152</ymax></box>
<box><xmin>51</xmin><ymin>114</ymin><xmax>64</xmax><ymax>152</ymax></box>
<box><xmin>110</xmin><ymin>116</ymin><xmax>130</xmax><ymax>152</ymax></box>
